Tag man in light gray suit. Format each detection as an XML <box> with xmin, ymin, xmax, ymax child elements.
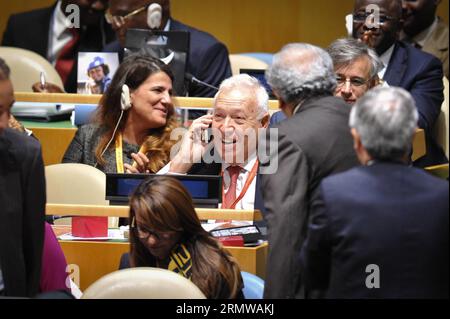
<box><xmin>260</xmin><ymin>43</ymin><xmax>359</xmax><ymax>299</ymax></box>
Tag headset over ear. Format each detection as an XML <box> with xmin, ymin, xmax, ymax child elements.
<box><xmin>121</xmin><ymin>84</ymin><xmax>132</xmax><ymax>111</ymax></box>
<box><xmin>147</xmin><ymin>3</ymin><xmax>162</xmax><ymax>29</ymax></box>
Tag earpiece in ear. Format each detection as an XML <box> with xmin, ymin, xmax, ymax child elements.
<box><xmin>147</xmin><ymin>3</ymin><xmax>162</xmax><ymax>29</ymax></box>
<box><xmin>121</xmin><ymin>84</ymin><xmax>132</xmax><ymax>110</ymax></box>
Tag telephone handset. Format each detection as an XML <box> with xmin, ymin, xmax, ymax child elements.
<box><xmin>201</xmin><ymin>111</ymin><xmax>214</xmax><ymax>143</ymax></box>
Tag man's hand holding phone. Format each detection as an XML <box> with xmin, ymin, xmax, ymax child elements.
<box><xmin>169</xmin><ymin>113</ymin><xmax>214</xmax><ymax>173</ymax></box>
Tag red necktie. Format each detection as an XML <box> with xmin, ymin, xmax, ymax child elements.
<box><xmin>223</xmin><ymin>166</ymin><xmax>242</xmax><ymax>209</ymax></box>
<box><xmin>55</xmin><ymin>28</ymin><xmax>80</xmax><ymax>85</ymax></box>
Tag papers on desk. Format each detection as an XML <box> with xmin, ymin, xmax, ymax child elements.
<box><xmin>59</xmin><ymin>228</ymin><xmax>127</xmax><ymax>241</ymax></box>
<box><xmin>11</xmin><ymin>102</ymin><xmax>75</xmax><ymax>122</ymax></box>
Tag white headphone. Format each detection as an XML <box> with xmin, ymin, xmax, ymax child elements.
<box><xmin>147</xmin><ymin>3</ymin><xmax>162</xmax><ymax>29</ymax></box>
<box><xmin>121</xmin><ymin>84</ymin><xmax>132</xmax><ymax>110</ymax></box>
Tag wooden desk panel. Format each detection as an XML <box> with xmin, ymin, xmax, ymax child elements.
<box><xmin>32</xmin><ymin>127</ymin><xmax>76</xmax><ymax>166</ymax></box>
<box><xmin>60</xmin><ymin>240</ymin><xmax>268</xmax><ymax>291</ymax></box>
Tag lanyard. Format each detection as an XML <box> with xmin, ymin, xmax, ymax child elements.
<box><xmin>115</xmin><ymin>133</ymin><xmax>147</xmax><ymax>173</ymax></box>
<box><xmin>222</xmin><ymin>160</ymin><xmax>259</xmax><ymax>209</ymax></box>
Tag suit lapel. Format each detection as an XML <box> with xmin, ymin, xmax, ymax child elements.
<box><xmin>383</xmin><ymin>42</ymin><xmax>408</xmax><ymax>87</ymax></box>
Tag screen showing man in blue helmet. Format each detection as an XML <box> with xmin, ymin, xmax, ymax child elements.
<box><xmin>86</xmin><ymin>56</ymin><xmax>112</xmax><ymax>94</ymax></box>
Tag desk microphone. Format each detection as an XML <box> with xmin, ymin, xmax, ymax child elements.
<box><xmin>185</xmin><ymin>73</ymin><xmax>219</xmax><ymax>92</ymax></box>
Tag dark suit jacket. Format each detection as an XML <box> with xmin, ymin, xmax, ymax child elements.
<box><xmin>0</xmin><ymin>129</ymin><xmax>46</xmax><ymax>297</ymax></box>
<box><xmin>103</xmin><ymin>19</ymin><xmax>231</xmax><ymax>97</ymax></box>
<box><xmin>300</xmin><ymin>162</ymin><xmax>449</xmax><ymax>298</ymax></box>
<box><xmin>384</xmin><ymin>41</ymin><xmax>446</xmax><ymax>167</ymax></box>
<box><xmin>2</xmin><ymin>2</ymin><xmax>116</xmax><ymax>93</ymax></box>
<box><xmin>259</xmin><ymin>95</ymin><xmax>360</xmax><ymax>299</ymax></box>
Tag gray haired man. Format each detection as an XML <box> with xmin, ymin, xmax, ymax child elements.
<box><xmin>328</xmin><ymin>38</ymin><xmax>384</xmax><ymax>105</ymax></box>
<box><xmin>260</xmin><ymin>43</ymin><xmax>359</xmax><ymax>298</ymax></box>
<box><xmin>299</xmin><ymin>87</ymin><xmax>449</xmax><ymax>298</ymax></box>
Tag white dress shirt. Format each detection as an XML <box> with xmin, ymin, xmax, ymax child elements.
<box><xmin>220</xmin><ymin>154</ymin><xmax>258</xmax><ymax>210</ymax></box>
<box><xmin>47</xmin><ymin>1</ymin><xmax>76</xmax><ymax>65</ymax></box>
<box><xmin>378</xmin><ymin>44</ymin><xmax>395</xmax><ymax>82</ymax></box>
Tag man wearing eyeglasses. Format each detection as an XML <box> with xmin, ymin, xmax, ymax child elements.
<box><xmin>352</xmin><ymin>0</ymin><xmax>446</xmax><ymax>167</ymax></box>
<box><xmin>103</xmin><ymin>0</ymin><xmax>232</xmax><ymax>98</ymax></box>
<box><xmin>328</xmin><ymin>38</ymin><xmax>383</xmax><ymax>105</ymax></box>
<box><xmin>2</xmin><ymin>1</ymin><xmax>116</xmax><ymax>93</ymax></box>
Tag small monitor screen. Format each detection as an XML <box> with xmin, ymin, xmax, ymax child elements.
<box><xmin>106</xmin><ymin>174</ymin><xmax>221</xmax><ymax>208</ymax></box>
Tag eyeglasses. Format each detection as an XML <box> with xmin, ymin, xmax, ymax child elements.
<box><xmin>105</xmin><ymin>5</ymin><xmax>148</xmax><ymax>27</ymax></box>
<box><xmin>353</xmin><ymin>13</ymin><xmax>396</xmax><ymax>25</ymax></box>
<box><xmin>131</xmin><ymin>217</ymin><xmax>176</xmax><ymax>241</ymax></box>
<box><xmin>336</xmin><ymin>76</ymin><xmax>370</xmax><ymax>88</ymax></box>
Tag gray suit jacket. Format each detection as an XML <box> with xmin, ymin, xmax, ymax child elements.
<box><xmin>259</xmin><ymin>95</ymin><xmax>359</xmax><ymax>299</ymax></box>
<box><xmin>422</xmin><ymin>18</ymin><xmax>449</xmax><ymax>79</ymax></box>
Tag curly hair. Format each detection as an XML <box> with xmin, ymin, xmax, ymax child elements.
<box><xmin>94</xmin><ymin>54</ymin><xmax>179</xmax><ymax>172</ymax></box>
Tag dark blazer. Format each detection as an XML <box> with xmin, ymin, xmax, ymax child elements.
<box><xmin>2</xmin><ymin>2</ymin><xmax>116</xmax><ymax>93</ymax></box>
<box><xmin>300</xmin><ymin>162</ymin><xmax>449</xmax><ymax>298</ymax></box>
<box><xmin>384</xmin><ymin>41</ymin><xmax>447</xmax><ymax>167</ymax></box>
<box><xmin>103</xmin><ymin>19</ymin><xmax>231</xmax><ymax>97</ymax></box>
<box><xmin>0</xmin><ymin>129</ymin><xmax>46</xmax><ymax>297</ymax></box>
<box><xmin>259</xmin><ymin>95</ymin><xmax>360</xmax><ymax>299</ymax></box>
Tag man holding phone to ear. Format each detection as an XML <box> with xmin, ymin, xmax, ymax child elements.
<box><xmin>129</xmin><ymin>74</ymin><xmax>270</xmax><ymax>211</ymax></box>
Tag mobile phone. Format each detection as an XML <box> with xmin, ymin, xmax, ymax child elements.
<box><xmin>202</xmin><ymin>125</ymin><xmax>213</xmax><ymax>143</ymax></box>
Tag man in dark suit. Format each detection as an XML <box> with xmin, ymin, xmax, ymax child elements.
<box><xmin>260</xmin><ymin>43</ymin><xmax>360</xmax><ymax>299</ymax></box>
<box><xmin>353</xmin><ymin>0</ymin><xmax>446</xmax><ymax>167</ymax></box>
<box><xmin>0</xmin><ymin>58</ymin><xmax>45</xmax><ymax>297</ymax></box>
<box><xmin>2</xmin><ymin>0</ymin><xmax>116</xmax><ymax>93</ymax></box>
<box><xmin>300</xmin><ymin>87</ymin><xmax>449</xmax><ymax>298</ymax></box>
<box><xmin>103</xmin><ymin>0</ymin><xmax>232</xmax><ymax>98</ymax></box>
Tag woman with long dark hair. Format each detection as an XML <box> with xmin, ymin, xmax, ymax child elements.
<box><xmin>127</xmin><ymin>176</ymin><xmax>244</xmax><ymax>299</ymax></box>
<box><xmin>63</xmin><ymin>54</ymin><xmax>179</xmax><ymax>173</ymax></box>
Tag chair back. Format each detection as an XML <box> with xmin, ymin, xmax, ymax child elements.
<box><xmin>229</xmin><ymin>54</ymin><xmax>269</xmax><ymax>76</ymax></box>
<box><xmin>0</xmin><ymin>46</ymin><xmax>63</xmax><ymax>91</ymax></box>
<box><xmin>241</xmin><ymin>271</ymin><xmax>264</xmax><ymax>299</ymax></box>
<box><xmin>81</xmin><ymin>268</ymin><xmax>207</xmax><ymax>299</ymax></box>
<box><xmin>432</xmin><ymin>77</ymin><xmax>449</xmax><ymax>160</ymax></box>
<box><xmin>45</xmin><ymin>163</ymin><xmax>118</xmax><ymax>227</ymax></box>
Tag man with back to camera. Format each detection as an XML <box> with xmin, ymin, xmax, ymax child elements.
<box><xmin>300</xmin><ymin>87</ymin><xmax>449</xmax><ymax>298</ymax></box>
<box><xmin>352</xmin><ymin>0</ymin><xmax>446</xmax><ymax>167</ymax></box>
<box><xmin>103</xmin><ymin>0</ymin><xmax>232</xmax><ymax>98</ymax></box>
<box><xmin>401</xmin><ymin>0</ymin><xmax>449</xmax><ymax>78</ymax></box>
<box><xmin>2</xmin><ymin>0</ymin><xmax>116</xmax><ymax>93</ymax></box>
<box><xmin>0</xmin><ymin>58</ymin><xmax>46</xmax><ymax>298</ymax></box>
<box><xmin>260</xmin><ymin>43</ymin><xmax>360</xmax><ymax>299</ymax></box>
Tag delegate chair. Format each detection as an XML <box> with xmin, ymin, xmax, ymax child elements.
<box><xmin>45</xmin><ymin>163</ymin><xmax>118</xmax><ymax>227</ymax></box>
<box><xmin>81</xmin><ymin>268</ymin><xmax>206</xmax><ymax>299</ymax></box>
<box><xmin>229</xmin><ymin>54</ymin><xmax>269</xmax><ymax>76</ymax></box>
<box><xmin>241</xmin><ymin>271</ymin><xmax>264</xmax><ymax>299</ymax></box>
<box><xmin>0</xmin><ymin>46</ymin><xmax>63</xmax><ymax>92</ymax></box>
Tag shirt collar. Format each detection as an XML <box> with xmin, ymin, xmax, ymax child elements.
<box><xmin>378</xmin><ymin>44</ymin><xmax>395</xmax><ymax>79</ymax></box>
<box><xmin>222</xmin><ymin>153</ymin><xmax>258</xmax><ymax>173</ymax></box>
<box><xmin>53</xmin><ymin>1</ymin><xmax>76</xmax><ymax>36</ymax></box>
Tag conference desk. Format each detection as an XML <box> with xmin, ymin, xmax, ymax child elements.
<box><xmin>47</xmin><ymin>204</ymin><xmax>268</xmax><ymax>291</ymax></box>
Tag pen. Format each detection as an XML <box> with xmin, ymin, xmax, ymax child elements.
<box><xmin>40</xmin><ymin>72</ymin><xmax>46</xmax><ymax>90</ymax></box>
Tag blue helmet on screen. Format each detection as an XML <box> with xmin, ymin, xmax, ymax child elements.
<box><xmin>88</xmin><ymin>56</ymin><xmax>105</xmax><ymax>71</ymax></box>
